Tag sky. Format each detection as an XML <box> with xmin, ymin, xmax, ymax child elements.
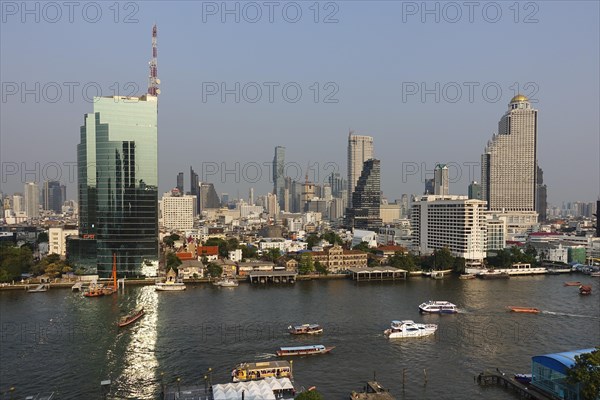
<box><xmin>1</xmin><ymin>1</ymin><xmax>599</xmax><ymax>206</ymax></box>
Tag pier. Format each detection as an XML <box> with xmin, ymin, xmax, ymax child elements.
<box><xmin>476</xmin><ymin>372</ymin><xmax>554</xmax><ymax>400</ymax></box>
<box><xmin>248</xmin><ymin>271</ymin><xmax>297</xmax><ymax>284</ymax></box>
<box><xmin>350</xmin><ymin>381</ymin><xmax>395</xmax><ymax>399</ymax></box>
<box><xmin>348</xmin><ymin>267</ymin><xmax>407</xmax><ymax>282</ymax></box>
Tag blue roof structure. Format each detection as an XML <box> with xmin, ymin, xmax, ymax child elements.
<box><xmin>532</xmin><ymin>348</ymin><xmax>597</xmax><ymax>375</ymax></box>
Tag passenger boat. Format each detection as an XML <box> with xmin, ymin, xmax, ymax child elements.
<box><xmin>118</xmin><ymin>306</ymin><xmax>145</xmax><ymax>327</ymax></box>
<box><xmin>276</xmin><ymin>344</ymin><xmax>334</xmax><ymax>357</ymax></box>
<box><xmin>579</xmin><ymin>285</ymin><xmax>592</xmax><ymax>295</ymax></box>
<box><xmin>514</xmin><ymin>373</ymin><xmax>532</xmax><ymax>384</ymax></box>
<box><xmin>564</xmin><ymin>281</ymin><xmax>582</xmax><ymax>286</ymax></box>
<box><xmin>155</xmin><ymin>268</ymin><xmax>186</xmax><ymax>291</ymax></box>
<box><xmin>591</xmin><ymin>272</ymin><xmax>600</xmax><ymax>277</ymax></box>
<box><xmin>232</xmin><ymin>361</ymin><xmax>292</xmax><ymax>382</ymax></box>
<box><xmin>83</xmin><ymin>283</ymin><xmax>110</xmax><ymax>297</ymax></box>
<box><xmin>507</xmin><ymin>306</ymin><xmax>540</xmax><ymax>314</ymax></box>
<box><xmin>477</xmin><ymin>270</ymin><xmax>510</xmax><ymax>279</ymax></box>
<box><xmin>288</xmin><ymin>324</ymin><xmax>323</xmax><ymax>335</ymax></box>
<box><xmin>384</xmin><ymin>320</ymin><xmax>437</xmax><ymax>339</ymax></box>
<box><xmin>459</xmin><ymin>274</ymin><xmax>476</xmax><ymax>280</ymax></box>
<box><xmin>491</xmin><ymin>263</ymin><xmax>547</xmax><ymax>276</ymax></box>
<box><xmin>418</xmin><ymin>300</ymin><xmax>458</xmax><ymax>314</ymax></box>
<box><xmin>213</xmin><ymin>278</ymin><xmax>239</xmax><ymax>287</ymax></box>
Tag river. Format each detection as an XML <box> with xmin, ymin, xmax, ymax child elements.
<box><xmin>1</xmin><ymin>275</ymin><xmax>598</xmax><ymax>399</ymax></box>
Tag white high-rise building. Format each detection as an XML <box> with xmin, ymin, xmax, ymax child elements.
<box><xmin>411</xmin><ymin>195</ymin><xmax>488</xmax><ymax>262</ymax></box>
<box><xmin>12</xmin><ymin>194</ymin><xmax>24</xmax><ymax>213</ymax></box>
<box><xmin>482</xmin><ymin>95</ymin><xmax>537</xmax><ymax>212</ymax></box>
<box><xmin>347</xmin><ymin>132</ymin><xmax>374</xmax><ymax>206</ymax></box>
<box><xmin>434</xmin><ymin>164</ymin><xmax>449</xmax><ymax>195</ymax></box>
<box><xmin>160</xmin><ymin>193</ymin><xmax>197</xmax><ymax>230</ymax></box>
<box><xmin>24</xmin><ymin>182</ymin><xmax>39</xmax><ymax>219</ymax></box>
<box><xmin>49</xmin><ymin>226</ymin><xmax>79</xmax><ymax>256</ymax></box>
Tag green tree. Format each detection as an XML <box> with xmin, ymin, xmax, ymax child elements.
<box><xmin>352</xmin><ymin>241</ymin><xmax>370</xmax><ymax>252</ymax></box>
<box><xmin>389</xmin><ymin>252</ymin><xmax>417</xmax><ymax>271</ymax></box>
<box><xmin>162</xmin><ymin>234</ymin><xmax>180</xmax><ymax>248</ymax></box>
<box><xmin>295</xmin><ymin>390</ymin><xmax>323</xmax><ymax>400</ymax></box>
<box><xmin>320</xmin><ymin>231</ymin><xmax>343</xmax><ymax>246</ymax></box>
<box><xmin>204</xmin><ymin>237</ymin><xmax>230</xmax><ymax>257</ymax></box>
<box><xmin>566</xmin><ymin>347</ymin><xmax>600</xmax><ymax>400</ymax></box>
<box><xmin>453</xmin><ymin>257</ymin><xmax>466</xmax><ymax>273</ymax></box>
<box><xmin>265</xmin><ymin>248</ymin><xmax>282</xmax><ymax>262</ymax></box>
<box><xmin>314</xmin><ymin>260</ymin><xmax>328</xmax><ymax>275</ymax></box>
<box><xmin>0</xmin><ymin>244</ymin><xmax>33</xmax><ymax>282</ymax></box>
<box><xmin>37</xmin><ymin>231</ymin><xmax>49</xmax><ymax>243</ymax></box>
<box><xmin>241</xmin><ymin>245</ymin><xmax>258</xmax><ymax>260</ymax></box>
<box><xmin>298</xmin><ymin>253</ymin><xmax>315</xmax><ymax>275</ymax></box>
<box><xmin>432</xmin><ymin>247</ymin><xmax>454</xmax><ymax>270</ymax></box>
<box><xmin>166</xmin><ymin>253</ymin><xmax>182</xmax><ymax>272</ymax></box>
<box><xmin>206</xmin><ymin>262</ymin><xmax>223</xmax><ymax>278</ymax></box>
<box><xmin>306</xmin><ymin>234</ymin><xmax>320</xmax><ymax>250</ymax></box>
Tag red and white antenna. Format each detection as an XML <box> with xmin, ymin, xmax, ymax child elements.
<box><xmin>148</xmin><ymin>24</ymin><xmax>160</xmax><ymax>96</ymax></box>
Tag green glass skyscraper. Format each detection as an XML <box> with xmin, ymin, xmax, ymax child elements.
<box><xmin>76</xmin><ymin>95</ymin><xmax>159</xmax><ymax>277</ymax></box>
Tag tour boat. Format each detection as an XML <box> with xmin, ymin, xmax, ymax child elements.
<box><xmin>590</xmin><ymin>272</ymin><xmax>600</xmax><ymax>277</ymax></box>
<box><xmin>514</xmin><ymin>373</ymin><xmax>532</xmax><ymax>384</ymax></box>
<box><xmin>384</xmin><ymin>320</ymin><xmax>437</xmax><ymax>339</ymax></box>
<box><xmin>83</xmin><ymin>284</ymin><xmax>110</xmax><ymax>297</ymax></box>
<box><xmin>579</xmin><ymin>285</ymin><xmax>592</xmax><ymax>295</ymax></box>
<box><xmin>213</xmin><ymin>278</ymin><xmax>239</xmax><ymax>287</ymax></box>
<box><xmin>477</xmin><ymin>270</ymin><xmax>510</xmax><ymax>279</ymax></box>
<box><xmin>288</xmin><ymin>324</ymin><xmax>323</xmax><ymax>335</ymax></box>
<box><xmin>232</xmin><ymin>361</ymin><xmax>292</xmax><ymax>382</ymax></box>
<box><xmin>459</xmin><ymin>274</ymin><xmax>476</xmax><ymax>280</ymax></box>
<box><xmin>276</xmin><ymin>344</ymin><xmax>334</xmax><ymax>357</ymax></box>
<box><xmin>156</xmin><ymin>268</ymin><xmax>186</xmax><ymax>291</ymax></box>
<box><xmin>507</xmin><ymin>306</ymin><xmax>540</xmax><ymax>314</ymax></box>
<box><xmin>418</xmin><ymin>300</ymin><xmax>458</xmax><ymax>314</ymax></box>
<box><xmin>118</xmin><ymin>306</ymin><xmax>145</xmax><ymax>327</ymax></box>
<box><xmin>564</xmin><ymin>281</ymin><xmax>582</xmax><ymax>286</ymax></box>
<box><xmin>490</xmin><ymin>263</ymin><xmax>547</xmax><ymax>276</ymax></box>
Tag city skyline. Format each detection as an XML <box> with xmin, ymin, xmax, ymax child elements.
<box><xmin>1</xmin><ymin>2</ymin><xmax>599</xmax><ymax>205</ymax></box>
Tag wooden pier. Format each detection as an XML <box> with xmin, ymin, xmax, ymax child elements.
<box><xmin>248</xmin><ymin>271</ymin><xmax>297</xmax><ymax>284</ymax></box>
<box><xmin>476</xmin><ymin>372</ymin><xmax>555</xmax><ymax>400</ymax></box>
<box><xmin>350</xmin><ymin>381</ymin><xmax>395</xmax><ymax>399</ymax></box>
<box><xmin>348</xmin><ymin>267</ymin><xmax>407</xmax><ymax>282</ymax></box>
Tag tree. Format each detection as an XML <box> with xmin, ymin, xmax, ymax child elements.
<box><xmin>453</xmin><ymin>257</ymin><xmax>466</xmax><ymax>274</ymax></box>
<box><xmin>0</xmin><ymin>244</ymin><xmax>33</xmax><ymax>282</ymax></box>
<box><xmin>37</xmin><ymin>231</ymin><xmax>49</xmax><ymax>243</ymax></box>
<box><xmin>298</xmin><ymin>253</ymin><xmax>315</xmax><ymax>275</ymax></box>
<box><xmin>314</xmin><ymin>260</ymin><xmax>328</xmax><ymax>275</ymax></box>
<box><xmin>306</xmin><ymin>234</ymin><xmax>320</xmax><ymax>250</ymax></box>
<box><xmin>265</xmin><ymin>248</ymin><xmax>281</xmax><ymax>262</ymax></box>
<box><xmin>352</xmin><ymin>241</ymin><xmax>370</xmax><ymax>252</ymax></box>
<box><xmin>432</xmin><ymin>247</ymin><xmax>453</xmax><ymax>270</ymax></box>
<box><xmin>206</xmin><ymin>262</ymin><xmax>223</xmax><ymax>278</ymax></box>
<box><xmin>389</xmin><ymin>252</ymin><xmax>417</xmax><ymax>271</ymax></box>
<box><xmin>295</xmin><ymin>390</ymin><xmax>323</xmax><ymax>400</ymax></box>
<box><xmin>241</xmin><ymin>245</ymin><xmax>258</xmax><ymax>260</ymax></box>
<box><xmin>321</xmin><ymin>231</ymin><xmax>343</xmax><ymax>246</ymax></box>
<box><xmin>162</xmin><ymin>234</ymin><xmax>180</xmax><ymax>248</ymax></box>
<box><xmin>566</xmin><ymin>347</ymin><xmax>600</xmax><ymax>400</ymax></box>
<box><xmin>166</xmin><ymin>253</ymin><xmax>182</xmax><ymax>272</ymax></box>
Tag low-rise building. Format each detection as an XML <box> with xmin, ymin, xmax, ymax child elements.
<box><xmin>49</xmin><ymin>225</ymin><xmax>78</xmax><ymax>256</ymax></box>
<box><xmin>311</xmin><ymin>244</ymin><xmax>368</xmax><ymax>273</ymax></box>
<box><xmin>237</xmin><ymin>261</ymin><xmax>275</xmax><ymax>276</ymax></box>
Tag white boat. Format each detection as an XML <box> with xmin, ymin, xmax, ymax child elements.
<box><xmin>27</xmin><ymin>284</ymin><xmax>49</xmax><ymax>293</ymax></box>
<box><xmin>156</xmin><ymin>268</ymin><xmax>186</xmax><ymax>291</ymax></box>
<box><xmin>418</xmin><ymin>300</ymin><xmax>458</xmax><ymax>314</ymax></box>
<box><xmin>492</xmin><ymin>263</ymin><xmax>547</xmax><ymax>276</ymax></box>
<box><xmin>384</xmin><ymin>320</ymin><xmax>437</xmax><ymax>339</ymax></box>
<box><xmin>213</xmin><ymin>278</ymin><xmax>239</xmax><ymax>287</ymax></box>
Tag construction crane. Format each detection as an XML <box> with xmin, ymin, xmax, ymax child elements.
<box><xmin>148</xmin><ymin>24</ymin><xmax>160</xmax><ymax>96</ymax></box>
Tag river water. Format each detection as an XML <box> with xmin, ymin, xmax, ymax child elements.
<box><xmin>1</xmin><ymin>275</ymin><xmax>598</xmax><ymax>399</ymax></box>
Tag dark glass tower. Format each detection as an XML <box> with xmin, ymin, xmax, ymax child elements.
<box><xmin>273</xmin><ymin>146</ymin><xmax>285</xmax><ymax>210</ymax></box>
<box><xmin>347</xmin><ymin>159</ymin><xmax>382</xmax><ymax>230</ymax></box>
<box><xmin>77</xmin><ymin>95</ymin><xmax>158</xmax><ymax>277</ymax></box>
<box><xmin>176</xmin><ymin>172</ymin><xmax>184</xmax><ymax>194</ymax></box>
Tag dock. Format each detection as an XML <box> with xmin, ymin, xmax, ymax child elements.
<box><xmin>350</xmin><ymin>381</ymin><xmax>395</xmax><ymax>399</ymax></box>
<box><xmin>248</xmin><ymin>271</ymin><xmax>297</xmax><ymax>284</ymax></box>
<box><xmin>476</xmin><ymin>372</ymin><xmax>554</xmax><ymax>400</ymax></box>
<box><xmin>71</xmin><ymin>282</ymin><xmax>83</xmax><ymax>291</ymax></box>
<box><xmin>347</xmin><ymin>267</ymin><xmax>407</xmax><ymax>282</ymax></box>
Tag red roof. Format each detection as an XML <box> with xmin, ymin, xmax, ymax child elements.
<box><xmin>197</xmin><ymin>246</ymin><xmax>219</xmax><ymax>256</ymax></box>
<box><xmin>176</xmin><ymin>252</ymin><xmax>195</xmax><ymax>261</ymax></box>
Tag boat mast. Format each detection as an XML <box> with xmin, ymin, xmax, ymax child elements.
<box><xmin>113</xmin><ymin>253</ymin><xmax>117</xmax><ymax>291</ymax></box>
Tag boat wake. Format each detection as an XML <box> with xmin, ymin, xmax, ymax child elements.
<box><xmin>542</xmin><ymin>311</ymin><xmax>600</xmax><ymax>319</ymax></box>
<box><xmin>255</xmin><ymin>353</ymin><xmax>277</xmax><ymax>359</ymax></box>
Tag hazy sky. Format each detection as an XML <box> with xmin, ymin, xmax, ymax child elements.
<box><xmin>1</xmin><ymin>1</ymin><xmax>599</xmax><ymax>205</ymax></box>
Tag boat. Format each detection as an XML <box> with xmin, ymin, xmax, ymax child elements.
<box><xmin>507</xmin><ymin>306</ymin><xmax>540</xmax><ymax>314</ymax></box>
<box><xmin>118</xmin><ymin>306</ymin><xmax>145</xmax><ymax>327</ymax></box>
<box><xmin>27</xmin><ymin>284</ymin><xmax>49</xmax><ymax>293</ymax></box>
<box><xmin>459</xmin><ymin>274</ymin><xmax>476</xmax><ymax>280</ymax></box>
<box><xmin>477</xmin><ymin>270</ymin><xmax>510</xmax><ymax>279</ymax></box>
<box><xmin>155</xmin><ymin>268</ymin><xmax>186</xmax><ymax>291</ymax></box>
<box><xmin>232</xmin><ymin>361</ymin><xmax>292</xmax><ymax>382</ymax></box>
<box><xmin>84</xmin><ymin>253</ymin><xmax>118</xmax><ymax>297</ymax></box>
<box><xmin>490</xmin><ymin>263</ymin><xmax>547</xmax><ymax>276</ymax></box>
<box><xmin>564</xmin><ymin>281</ymin><xmax>582</xmax><ymax>286</ymax></box>
<box><xmin>276</xmin><ymin>344</ymin><xmax>334</xmax><ymax>357</ymax></box>
<box><xmin>431</xmin><ymin>271</ymin><xmax>445</xmax><ymax>279</ymax></box>
<box><xmin>288</xmin><ymin>324</ymin><xmax>323</xmax><ymax>335</ymax></box>
<box><xmin>591</xmin><ymin>272</ymin><xmax>600</xmax><ymax>277</ymax></box>
<box><xmin>514</xmin><ymin>373</ymin><xmax>532</xmax><ymax>384</ymax></box>
<box><xmin>418</xmin><ymin>300</ymin><xmax>458</xmax><ymax>314</ymax></box>
<box><xmin>579</xmin><ymin>285</ymin><xmax>592</xmax><ymax>295</ymax></box>
<box><xmin>384</xmin><ymin>320</ymin><xmax>437</xmax><ymax>339</ymax></box>
<box><xmin>213</xmin><ymin>278</ymin><xmax>239</xmax><ymax>287</ymax></box>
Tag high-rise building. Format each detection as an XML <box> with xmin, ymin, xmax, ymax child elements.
<box><xmin>347</xmin><ymin>159</ymin><xmax>382</xmax><ymax>230</ymax></box>
<box><xmin>24</xmin><ymin>182</ymin><xmax>39</xmax><ymax>219</ymax></box>
<box><xmin>248</xmin><ymin>187</ymin><xmax>254</xmax><ymax>206</ymax></box>
<box><xmin>75</xmin><ymin>94</ymin><xmax>158</xmax><ymax>277</ymax></box>
<box><xmin>176</xmin><ymin>172</ymin><xmax>184</xmax><ymax>194</ymax></box>
<box><xmin>43</xmin><ymin>180</ymin><xmax>63</xmax><ymax>213</ymax></box>
<box><xmin>273</xmin><ymin>146</ymin><xmax>286</xmax><ymax>209</ymax></box>
<box><xmin>199</xmin><ymin>182</ymin><xmax>220</xmax><ymax>210</ymax></box>
<box><xmin>434</xmin><ymin>164</ymin><xmax>449</xmax><ymax>195</ymax></box>
<box><xmin>482</xmin><ymin>95</ymin><xmax>537</xmax><ymax>212</ymax></box>
<box><xmin>160</xmin><ymin>192</ymin><xmax>196</xmax><ymax>230</ymax></box>
<box><xmin>221</xmin><ymin>193</ymin><xmax>229</xmax><ymax>206</ymax></box>
<box><xmin>468</xmin><ymin>181</ymin><xmax>482</xmax><ymax>200</ymax></box>
<box><xmin>190</xmin><ymin>166</ymin><xmax>199</xmax><ymax>209</ymax></box>
<box><xmin>328</xmin><ymin>172</ymin><xmax>346</xmax><ymax>199</ymax></box>
<box><xmin>347</xmin><ymin>132</ymin><xmax>374</xmax><ymax>206</ymax></box>
<box><xmin>12</xmin><ymin>193</ymin><xmax>24</xmax><ymax>214</ymax></box>
<box><xmin>536</xmin><ymin>165</ymin><xmax>547</xmax><ymax>222</ymax></box>
<box><xmin>424</xmin><ymin>179</ymin><xmax>434</xmax><ymax>195</ymax></box>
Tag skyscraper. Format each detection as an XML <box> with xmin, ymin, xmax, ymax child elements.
<box><xmin>468</xmin><ymin>181</ymin><xmax>482</xmax><ymax>200</ymax></box>
<box><xmin>43</xmin><ymin>180</ymin><xmax>63</xmax><ymax>213</ymax></box>
<box><xmin>176</xmin><ymin>172</ymin><xmax>184</xmax><ymax>194</ymax></box>
<box><xmin>273</xmin><ymin>146</ymin><xmax>286</xmax><ymax>209</ymax></box>
<box><xmin>481</xmin><ymin>95</ymin><xmax>537</xmax><ymax>212</ymax></box>
<box><xmin>190</xmin><ymin>166</ymin><xmax>199</xmax><ymax>211</ymax></box>
<box><xmin>76</xmin><ymin>93</ymin><xmax>159</xmax><ymax>277</ymax></box>
<box><xmin>347</xmin><ymin>159</ymin><xmax>382</xmax><ymax>230</ymax></box>
<box><xmin>24</xmin><ymin>182</ymin><xmax>39</xmax><ymax>219</ymax></box>
<box><xmin>434</xmin><ymin>164</ymin><xmax>449</xmax><ymax>195</ymax></box>
<box><xmin>536</xmin><ymin>166</ymin><xmax>547</xmax><ymax>222</ymax></box>
<box><xmin>347</xmin><ymin>132</ymin><xmax>374</xmax><ymax>207</ymax></box>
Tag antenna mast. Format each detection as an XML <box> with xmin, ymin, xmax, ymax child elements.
<box><xmin>148</xmin><ymin>24</ymin><xmax>160</xmax><ymax>96</ymax></box>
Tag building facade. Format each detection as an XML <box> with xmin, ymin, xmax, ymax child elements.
<box><xmin>77</xmin><ymin>94</ymin><xmax>159</xmax><ymax>277</ymax></box>
<box><xmin>273</xmin><ymin>146</ymin><xmax>286</xmax><ymax>210</ymax></box>
<box><xmin>311</xmin><ymin>244</ymin><xmax>368</xmax><ymax>273</ymax></box>
<box><xmin>411</xmin><ymin>195</ymin><xmax>488</xmax><ymax>261</ymax></box>
<box><xmin>49</xmin><ymin>225</ymin><xmax>79</xmax><ymax>256</ymax></box>
<box><xmin>434</xmin><ymin>164</ymin><xmax>449</xmax><ymax>195</ymax></box>
<box><xmin>347</xmin><ymin>133</ymin><xmax>374</xmax><ymax>206</ymax></box>
<box><xmin>347</xmin><ymin>159</ymin><xmax>382</xmax><ymax>230</ymax></box>
<box><xmin>160</xmin><ymin>192</ymin><xmax>196</xmax><ymax>230</ymax></box>
<box><xmin>24</xmin><ymin>182</ymin><xmax>39</xmax><ymax>219</ymax></box>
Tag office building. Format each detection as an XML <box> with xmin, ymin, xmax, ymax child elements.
<box><xmin>434</xmin><ymin>164</ymin><xmax>449</xmax><ymax>195</ymax></box>
<box><xmin>273</xmin><ymin>146</ymin><xmax>286</xmax><ymax>210</ymax></box>
<box><xmin>536</xmin><ymin>166</ymin><xmax>547</xmax><ymax>222</ymax></box>
<box><xmin>468</xmin><ymin>181</ymin><xmax>482</xmax><ymax>200</ymax></box>
<box><xmin>43</xmin><ymin>180</ymin><xmax>64</xmax><ymax>213</ymax></box>
<box><xmin>24</xmin><ymin>182</ymin><xmax>39</xmax><ymax>219</ymax></box>
<box><xmin>347</xmin><ymin>132</ymin><xmax>374</xmax><ymax>206</ymax></box>
<box><xmin>176</xmin><ymin>172</ymin><xmax>184</xmax><ymax>194</ymax></box>
<box><xmin>347</xmin><ymin>159</ymin><xmax>382</xmax><ymax>230</ymax></box>
<box><xmin>161</xmin><ymin>192</ymin><xmax>196</xmax><ymax>230</ymax></box>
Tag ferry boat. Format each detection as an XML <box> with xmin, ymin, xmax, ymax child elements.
<box><xmin>418</xmin><ymin>300</ymin><xmax>458</xmax><ymax>314</ymax></box>
<box><xmin>514</xmin><ymin>373</ymin><xmax>532</xmax><ymax>384</ymax></box>
<box><xmin>459</xmin><ymin>274</ymin><xmax>476</xmax><ymax>280</ymax></box>
<box><xmin>213</xmin><ymin>278</ymin><xmax>239</xmax><ymax>287</ymax></box>
<box><xmin>118</xmin><ymin>306</ymin><xmax>145</xmax><ymax>327</ymax></box>
<box><xmin>477</xmin><ymin>270</ymin><xmax>510</xmax><ymax>279</ymax></box>
<box><xmin>288</xmin><ymin>324</ymin><xmax>323</xmax><ymax>335</ymax></box>
<box><xmin>276</xmin><ymin>345</ymin><xmax>334</xmax><ymax>357</ymax></box>
<box><xmin>564</xmin><ymin>281</ymin><xmax>582</xmax><ymax>286</ymax></box>
<box><xmin>492</xmin><ymin>263</ymin><xmax>547</xmax><ymax>276</ymax></box>
<box><xmin>155</xmin><ymin>268</ymin><xmax>186</xmax><ymax>291</ymax></box>
<box><xmin>232</xmin><ymin>361</ymin><xmax>292</xmax><ymax>382</ymax></box>
<box><xmin>579</xmin><ymin>285</ymin><xmax>592</xmax><ymax>295</ymax></box>
<box><xmin>384</xmin><ymin>320</ymin><xmax>437</xmax><ymax>339</ymax></box>
<box><xmin>83</xmin><ymin>283</ymin><xmax>114</xmax><ymax>297</ymax></box>
<box><xmin>507</xmin><ymin>306</ymin><xmax>540</xmax><ymax>314</ymax></box>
